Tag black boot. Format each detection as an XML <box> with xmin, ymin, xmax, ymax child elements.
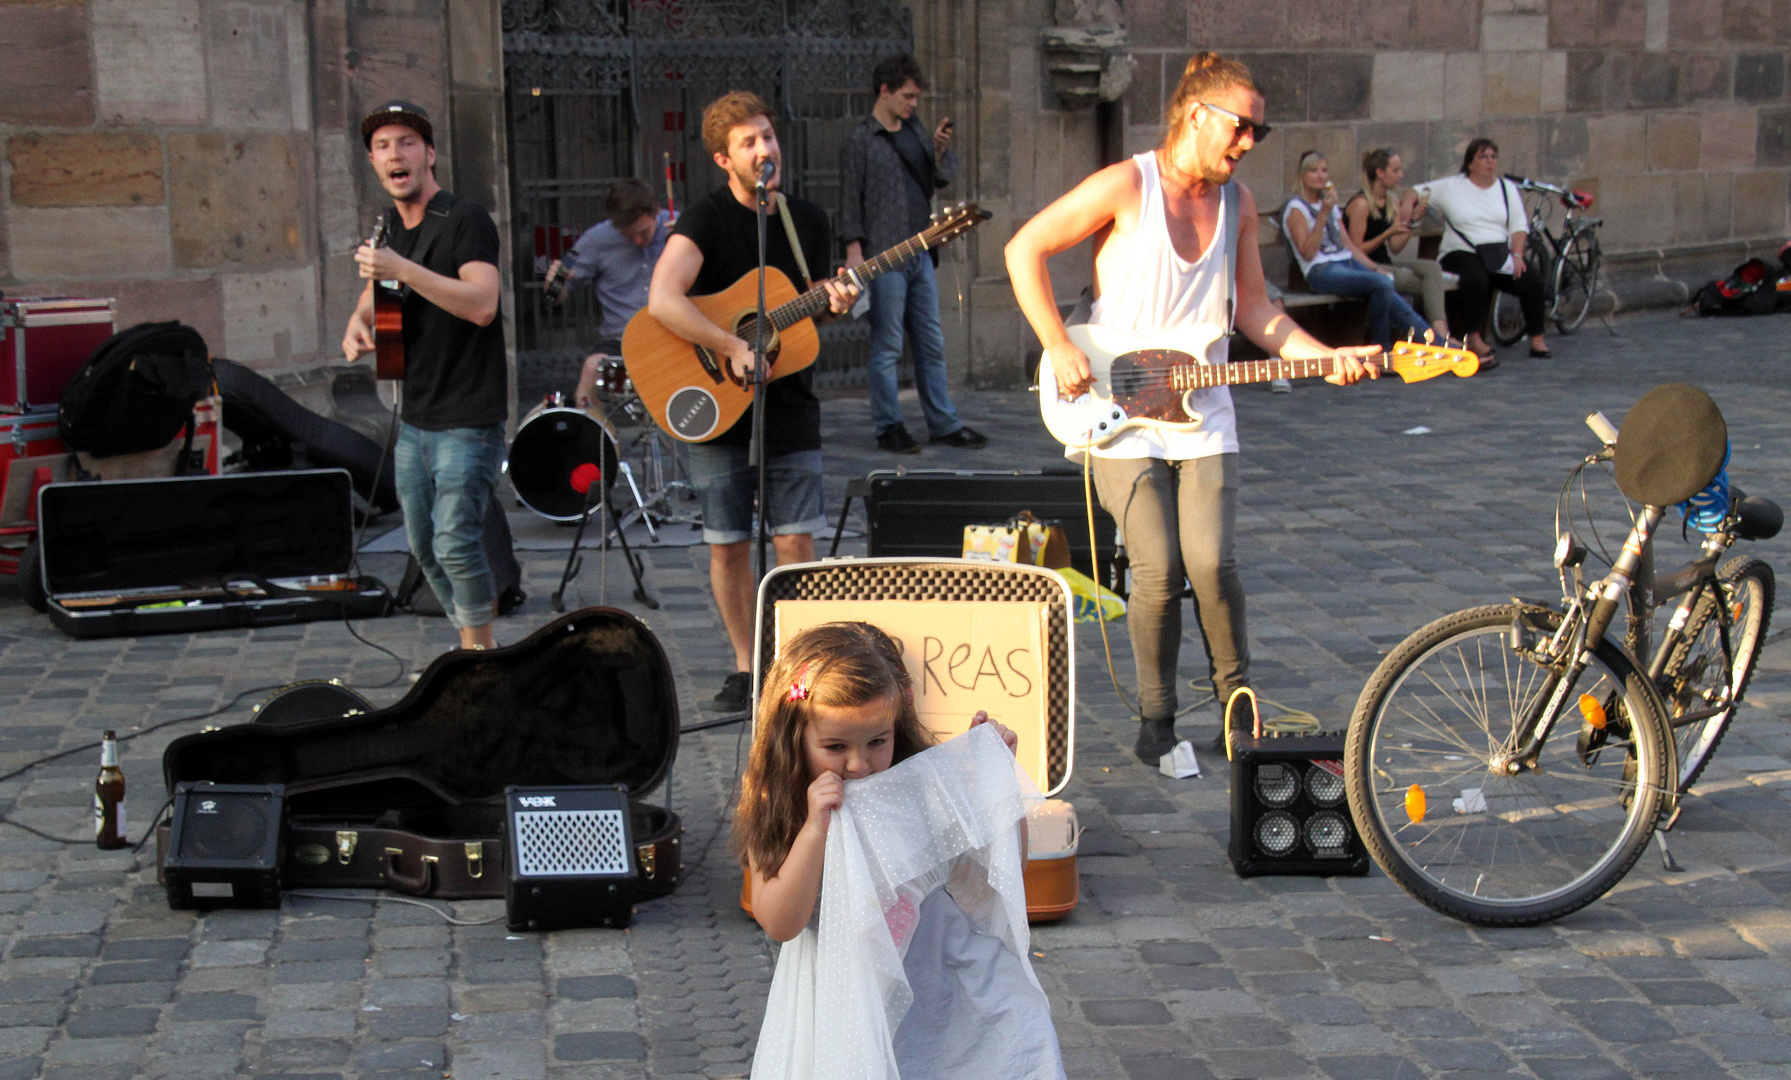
<box><xmin>1134</xmin><ymin>716</ymin><xmax>1179</xmax><ymax>764</ymax></box>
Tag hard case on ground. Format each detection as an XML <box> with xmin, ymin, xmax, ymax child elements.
<box><xmin>751</xmin><ymin>557</ymin><xmax>1080</xmax><ymax>921</ymax></box>
<box><xmin>862</xmin><ymin>469</ymin><xmax>1119</xmax><ymax>583</ymax></box>
<box><xmin>0</xmin><ymin>409</ymin><xmax>71</xmax><ymax>575</ymax></box>
<box><xmin>36</xmin><ymin>468</ymin><xmax>390</xmax><ymax>638</ymax></box>
<box><xmin>159</xmin><ymin>608</ymin><xmax>684</xmax><ymax>905</ymax></box>
<box><xmin>0</xmin><ymin>297</ymin><xmax>115</xmax><ymax>413</ymax></box>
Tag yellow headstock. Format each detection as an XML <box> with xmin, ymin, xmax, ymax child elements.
<box><xmin>1383</xmin><ymin>340</ymin><xmax>1480</xmax><ymax>382</ymax></box>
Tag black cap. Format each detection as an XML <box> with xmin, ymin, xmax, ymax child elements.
<box><xmin>361</xmin><ymin>100</ymin><xmax>433</xmax><ymax>149</ymax></box>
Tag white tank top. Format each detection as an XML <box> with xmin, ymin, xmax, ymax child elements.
<box><xmin>1082</xmin><ymin>152</ymin><xmax>1237</xmax><ymax>461</ymax></box>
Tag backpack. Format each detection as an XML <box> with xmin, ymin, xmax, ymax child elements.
<box><xmin>395</xmin><ymin>498</ymin><xmax>526</xmax><ymax>618</ymax></box>
<box><xmin>1691</xmin><ymin>258</ymin><xmax>1782</xmax><ymax>317</ymax></box>
<box><xmin>59</xmin><ymin>321</ymin><xmax>213</xmax><ymax>457</ymax></box>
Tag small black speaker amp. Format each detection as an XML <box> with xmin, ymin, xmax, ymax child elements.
<box><xmin>504</xmin><ymin>785</ymin><xmax>637</xmax><ymax>931</ymax></box>
<box><xmin>1229</xmin><ymin>735</ymin><xmax>1370</xmax><ymax>877</ymax></box>
<box><xmin>163</xmin><ymin>782</ymin><xmax>286</xmax><ymax>908</ymax></box>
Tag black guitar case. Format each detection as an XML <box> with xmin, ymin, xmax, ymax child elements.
<box><xmin>213</xmin><ymin>357</ymin><xmax>400</xmax><ymax>515</ymax></box>
<box><xmin>159</xmin><ymin>607</ymin><xmax>684</xmax><ymax>902</ymax></box>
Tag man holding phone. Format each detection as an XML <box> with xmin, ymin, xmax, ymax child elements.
<box><xmin>840</xmin><ymin>55</ymin><xmax>986</xmax><ymax>453</ymax></box>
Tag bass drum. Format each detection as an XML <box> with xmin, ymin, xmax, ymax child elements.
<box><xmin>505</xmin><ymin>405</ymin><xmax>620</xmax><ymax>522</ymax></box>
<box><xmin>254</xmin><ymin>680</ymin><xmax>374</xmax><ymax>727</ymax></box>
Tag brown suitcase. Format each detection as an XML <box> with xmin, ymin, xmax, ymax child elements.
<box><xmin>159</xmin><ymin>607</ymin><xmax>685</xmax><ymax>904</ymax></box>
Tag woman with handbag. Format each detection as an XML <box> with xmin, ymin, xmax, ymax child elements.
<box><xmin>1413</xmin><ymin>138</ymin><xmax>1549</xmax><ymax>362</ymax></box>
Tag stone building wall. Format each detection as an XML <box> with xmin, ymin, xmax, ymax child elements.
<box><xmin>0</xmin><ymin>0</ymin><xmax>507</xmax><ymax>390</ymax></box>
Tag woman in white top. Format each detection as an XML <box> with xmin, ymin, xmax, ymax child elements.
<box><xmin>1413</xmin><ymin>138</ymin><xmax>1549</xmax><ymax>359</ymax></box>
<box><xmin>1282</xmin><ymin>150</ymin><xmax>1429</xmax><ymax>352</ymax></box>
<box><xmin>1344</xmin><ymin>148</ymin><xmax>1449</xmax><ymax>343</ymax></box>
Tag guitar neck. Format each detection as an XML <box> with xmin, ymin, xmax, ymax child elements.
<box><xmin>1166</xmin><ymin>355</ymin><xmax>1360</xmax><ymax>388</ymax></box>
<box><xmin>768</xmin><ymin>234</ymin><xmax>933</xmax><ymax>330</ymax></box>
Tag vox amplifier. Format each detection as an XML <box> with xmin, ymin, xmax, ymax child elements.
<box><xmin>504</xmin><ymin>785</ymin><xmax>637</xmax><ymax>931</ymax></box>
<box><xmin>162</xmin><ymin>782</ymin><xmax>286</xmax><ymax>908</ymax></box>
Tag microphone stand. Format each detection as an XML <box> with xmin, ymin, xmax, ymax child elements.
<box><xmin>750</xmin><ymin>163</ymin><xmax>772</xmax><ymax>581</ymax></box>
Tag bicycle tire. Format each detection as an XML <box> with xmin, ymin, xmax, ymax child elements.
<box><xmin>1553</xmin><ymin>229</ymin><xmax>1599</xmax><ymax>334</ymax></box>
<box><xmin>1661</xmin><ymin>557</ymin><xmax>1774</xmax><ymax>792</ymax></box>
<box><xmin>1489</xmin><ymin>291</ymin><xmax>1526</xmax><ymax>347</ymax></box>
<box><xmin>1345</xmin><ymin>604</ymin><xmax>1671</xmax><ymax>926</ymax></box>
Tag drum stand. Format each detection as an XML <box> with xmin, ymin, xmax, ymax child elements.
<box><xmin>551</xmin><ymin>476</ymin><xmax>658</xmax><ymax>612</ymax></box>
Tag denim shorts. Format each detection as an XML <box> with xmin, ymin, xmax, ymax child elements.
<box><xmin>685</xmin><ymin>443</ymin><xmax>826</xmax><ymax>545</ymax></box>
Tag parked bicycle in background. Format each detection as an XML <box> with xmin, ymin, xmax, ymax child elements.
<box><xmin>1491</xmin><ymin>176</ymin><xmax>1605</xmax><ymax>345</ymax></box>
<box><xmin>1345</xmin><ymin>384</ymin><xmax>1780</xmax><ymax>926</ymax></box>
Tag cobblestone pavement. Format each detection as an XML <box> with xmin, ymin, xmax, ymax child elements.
<box><xmin>4</xmin><ymin>310</ymin><xmax>1791</xmax><ymax>1080</ymax></box>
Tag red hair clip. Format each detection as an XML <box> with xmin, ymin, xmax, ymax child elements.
<box><xmin>787</xmin><ymin>663</ymin><xmax>812</xmax><ymax>702</ymax></box>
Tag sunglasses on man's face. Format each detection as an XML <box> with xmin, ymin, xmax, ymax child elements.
<box><xmin>1199</xmin><ymin>102</ymin><xmax>1272</xmax><ymax>143</ymax></box>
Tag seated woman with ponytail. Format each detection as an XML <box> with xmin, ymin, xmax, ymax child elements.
<box><xmin>1281</xmin><ymin>150</ymin><xmax>1430</xmax><ymax>353</ymax></box>
<box><xmin>1344</xmin><ymin>147</ymin><xmax>1449</xmax><ymax>343</ymax></box>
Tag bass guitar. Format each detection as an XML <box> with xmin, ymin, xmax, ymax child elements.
<box><xmin>623</xmin><ymin>202</ymin><xmax>990</xmax><ymax>442</ymax></box>
<box><xmin>365</xmin><ymin>215</ymin><xmax>406</xmax><ymax>381</ymax></box>
<box><xmin>1037</xmin><ymin>323</ymin><xmax>1478</xmax><ymax>449</ymax></box>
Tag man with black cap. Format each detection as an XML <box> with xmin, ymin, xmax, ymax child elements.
<box><xmin>341</xmin><ymin>100</ymin><xmax>507</xmax><ymax>651</ymax></box>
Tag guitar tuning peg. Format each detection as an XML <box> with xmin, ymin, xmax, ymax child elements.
<box><xmin>1423</xmin><ymin>327</ymin><xmax>1435</xmax><ymax>345</ymax></box>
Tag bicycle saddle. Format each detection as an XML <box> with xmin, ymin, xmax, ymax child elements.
<box><xmin>1612</xmin><ymin>383</ymin><xmax>1727</xmax><ymax>507</ymax></box>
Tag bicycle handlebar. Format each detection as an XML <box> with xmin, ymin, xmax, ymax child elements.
<box><xmin>1506</xmin><ymin>174</ymin><xmax>1595</xmax><ymax>210</ymax></box>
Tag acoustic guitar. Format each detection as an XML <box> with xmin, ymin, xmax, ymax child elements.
<box><xmin>365</xmin><ymin>215</ymin><xmax>406</xmax><ymax>381</ymax></box>
<box><xmin>622</xmin><ymin>202</ymin><xmax>990</xmax><ymax>442</ymax></box>
<box><xmin>1036</xmin><ymin>324</ymin><xmax>1479</xmax><ymax>449</ymax></box>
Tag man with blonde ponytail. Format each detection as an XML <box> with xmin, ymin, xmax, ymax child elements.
<box><xmin>1007</xmin><ymin>52</ymin><xmax>1379</xmax><ymax>764</ymax></box>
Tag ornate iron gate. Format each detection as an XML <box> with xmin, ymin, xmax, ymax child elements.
<box><xmin>502</xmin><ymin>0</ymin><xmax>911</xmax><ymax>399</ymax></box>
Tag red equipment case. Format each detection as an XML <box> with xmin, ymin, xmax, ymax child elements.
<box><xmin>0</xmin><ymin>410</ymin><xmax>71</xmax><ymax>574</ymax></box>
<box><xmin>0</xmin><ymin>297</ymin><xmax>116</xmax><ymax>413</ymax></box>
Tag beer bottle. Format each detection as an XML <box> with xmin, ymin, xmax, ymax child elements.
<box><xmin>94</xmin><ymin>731</ymin><xmax>127</xmax><ymax>850</ymax></box>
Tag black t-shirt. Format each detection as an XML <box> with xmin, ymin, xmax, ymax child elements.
<box><xmin>387</xmin><ymin>191</ymin><xmax>508</xmax><ymax>430</ymax></box>
<box><xmin>672</xmin><ymin>187</ymin><xmax>832</xmax><ymax>455</ymax></box>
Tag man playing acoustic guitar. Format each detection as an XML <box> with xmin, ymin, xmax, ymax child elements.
<box><xmin>646</xmin><ymin>91</ymin><xmax>859</xmax><ymax>711</ymax></box>
<box><xmin>1006</xmin><ymin>54</ymin><xmax>1378</xmax><ymax>764</ymax></box>
<box><xmin>341</xmin><ymin>100</ymin><xmax>506</xmax><ymax>652</ymax></box>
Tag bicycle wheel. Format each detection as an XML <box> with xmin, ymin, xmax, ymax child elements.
<box><xmin>1345</xmin><ymin>605</ymin><xmax>1671</xmax><ymax>926</ymax></box>
<box><xmin>1489</xmin><ymin>291</ymin><xmax>1526</xmax><ymax>347</ymax></box>
<box><xmin>1553</xmin><ymin>229</ymin><xmax>1600</xmax><ymax>334</ymax></box>
<box><xmin>1661</xmin><ymin>557</ymin><xmax>1774</xmax><ymax>792</ymax></box>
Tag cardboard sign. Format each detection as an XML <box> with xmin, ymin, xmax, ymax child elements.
<box><xmin>773</xmin><ymin>599</ymin><xmax>1052</xmax><ymax>789</ymax></box>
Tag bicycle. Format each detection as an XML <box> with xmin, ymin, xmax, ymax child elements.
<box><xmin>1489</xmin><ymin>175</ymin><xmax>1605</xmax><ymax>345</ymax></box>
<box><xmin>1343</xmin><ymin>389</ymin><xmax>1781</xmax><ymax>926</ymax></box>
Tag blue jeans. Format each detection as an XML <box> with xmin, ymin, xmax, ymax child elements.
<box><xmin>1304</xmin><ymin>260</ymin><xmax>1431</xmax><ymax>351</ymax></box>
<box><xmin>394</xmin><ymin>422</ymin><xmax>505</xmax><ymax>629</ymax></box>
<box><xmin>867</xmin><ymin>255</ymin><xmax>963</xmax><ymax>439</ymax></box>
<box><xmin>684</xmin><ymin>444</ymin><xmax>826</xmax><ymax>545</ymax></box>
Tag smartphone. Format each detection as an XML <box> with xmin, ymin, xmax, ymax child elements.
<box><xmin>941</xmin><ymin>118</ymin><xmax>954</xmax><ymax>134</ymax></box>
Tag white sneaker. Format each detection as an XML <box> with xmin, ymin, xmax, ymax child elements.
<box><xmin>1270</xmin><ymin>378</ymin><xmax>1292</xmax><ymax>394</ymax></box>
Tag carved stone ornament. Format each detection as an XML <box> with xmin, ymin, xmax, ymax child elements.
<box><xmin>1040</xmin><ymin>25</ymin><xmax>1133</xmax><ymax>110</ymax></box>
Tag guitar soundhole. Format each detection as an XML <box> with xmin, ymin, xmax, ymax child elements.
<box><xmin>728</xmin><ymin>317</ymin><xmax>782</xmax><ymax>387</ymax></box>
<box><xmin>1110</xmin><ymin>350</ymin><xmax>1198</xmax><ymax>422</ymax></box>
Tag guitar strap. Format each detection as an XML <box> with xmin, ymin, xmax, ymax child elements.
<box><xmin>773</xmin><ymin>194</ymin><xmax>813</xmax><ymax>288</ymax></box>
<box><xmin>382</xmin><ymin>192</ymin><xmax>458</xmax><ymax>293</ymax></box>
<box><xmin>1221</xmin><ymin>179</ymin><xmax>1239</xmax><ymax>333</ymax></box>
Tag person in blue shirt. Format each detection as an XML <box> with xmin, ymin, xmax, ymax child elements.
<box><xmin>545</xmin><ymin>178</ymin><xmax>672</xmax><ymax>406</ymax></box>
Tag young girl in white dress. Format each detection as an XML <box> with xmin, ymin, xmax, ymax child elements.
<box><xmin>737</xmin><ymin>621</ymin><xmax>1065</xmax><ymax>1080</ymax></box>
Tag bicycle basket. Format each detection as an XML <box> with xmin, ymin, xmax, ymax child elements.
<box><xmin>1613</xmin><ymin>383</ymin><xmax>1728</xmax><ymax>507</ymax></box>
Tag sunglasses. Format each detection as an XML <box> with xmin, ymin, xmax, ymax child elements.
<box><xmin>1200</xmin><ymin>102</ymin><xmax>1272</xmax><ymax>143</ymax></box>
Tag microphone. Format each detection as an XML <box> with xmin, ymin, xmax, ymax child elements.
<box><xmin>755</xmin><ymin>158</ymin><xmax>775</xmax><ymax>190</ymax></box>
<box><xmin>569</xmin><ymin>462</ymin><xmax>602</xmax><ymax>496</ymax></box>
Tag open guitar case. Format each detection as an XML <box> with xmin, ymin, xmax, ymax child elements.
<box><xmin>158</xmin><ymin>607</ymin><xmax>684</xmax><ymax>904</ymax></box>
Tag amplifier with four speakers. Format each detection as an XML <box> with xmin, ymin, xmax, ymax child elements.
<box><xmin>1229</xmin><ymin>735</ymin><xmax>1370</xmax><ymax>877</ymax></box>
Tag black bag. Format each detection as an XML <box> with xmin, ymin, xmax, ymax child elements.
<box><xmin>59</xmin><ymin>321</ymin><xmax>212</xmax><ymax>458</ymax></box>
<box><xmin>1446</xmin><ymin>181</ymin><xmax>1513</xmax><ymax>274</ymax></box>
<box><xmin>396</xmin><ymin>498</ymin><xmax>526</xmax><ymax>617</ymax></box>
<box><xmin>1691</xmin><ymin>258</ymin><xmax>1781</xmax><ymax>317</ymax></box>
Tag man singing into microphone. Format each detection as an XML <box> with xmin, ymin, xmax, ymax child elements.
<box><xmin>340</xmin><ymin>100</ymin><xmax>506</xmax><ymax>652</ymax></box>
<box><xmin>1007</xmin><ymin>54</ymin><xmax>1377</xmax><ymax>763</ymax></box>
<box><xmin>646</xmin><ymin>91</ymin><xmax>859</xmax><ymax>711</ymax></box>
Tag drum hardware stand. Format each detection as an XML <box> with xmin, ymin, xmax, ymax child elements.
<box><xmin>550</xmin><ymin>464</ymin><xmax>659</xmax><ymax>613</ymax></box>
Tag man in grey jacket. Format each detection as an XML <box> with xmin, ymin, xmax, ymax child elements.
<box><xmin>840</xmin><ymin>55</ymin><xmax>987</xmax><ymax>453</ymax></box>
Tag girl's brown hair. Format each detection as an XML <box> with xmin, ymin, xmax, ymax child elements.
<box><xmin>1161</xmin><ymin>52</ymin><xmax>1258</xmax><ymax>152</ymax></box>
<box><xmin>733</xmin><ymin>622</ymin><xmax>935</xmax><ymax>877</ymax></box>
<box><xmin>1361</xmin><ymin>147</ymin><xmax>1397</xmax><ymax>185</ymax></box>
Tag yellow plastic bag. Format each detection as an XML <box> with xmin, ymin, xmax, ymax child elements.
<box><xmin>1056</xmin><ymin>567</ymin><xmax>1125</xmax><ymax>623</ymax></box>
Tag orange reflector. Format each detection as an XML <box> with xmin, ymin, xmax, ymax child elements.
<box><xmin>1578</xmin><ymin>693</ymin><xmax>1607</xmax><ymax>729</ymax></box>
<box><xmin>1405</xmin><ymin>784</ymin><xmax>1426</xmax><ymax>824</ymax></box>
<box><xmin>1733</xmin><ymin>600</ymin><xmax>1746</xmax><ymax>623</ymax></box>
